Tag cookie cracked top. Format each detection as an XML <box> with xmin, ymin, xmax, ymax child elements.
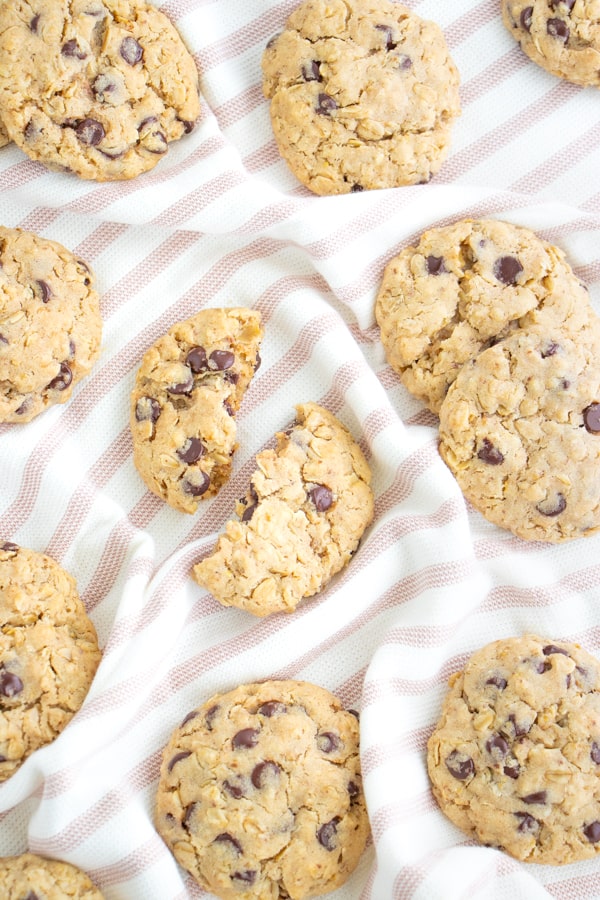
<box><xmin>192</xmin><ymin>402</ymin><xmax>374</xmax><ymax>616</ymax></box>
<box><xmin>0</xmin><ymin>0</ymin><xmax>201</xmax><ymax>180</ymax></box>
<box><xmin>261</xmin><ymin>0</ymin><xmax>461</xmax><ymax>194</ymax></box>
<box><xmin>155</xmin><ymin>679</ymin><xmax>369</xmax><ymax>900</ymax></box>
<box><xmin>428</xmin><ymin>635</ymin><xmax>600</xmax><ymax>865</ymax></box>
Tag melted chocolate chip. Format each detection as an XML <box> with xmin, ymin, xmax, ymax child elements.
<box><xmin>535</xmin><ymin>493</ymin><xmax>567</xmax><ymax>517</ymax></box>
<box><xmin>186</xmin><ymin>345</ymin><xmax>208</xmax><ymax>373</ymax></box>
<box><xmin>47</xmin><ymin>362</ymin><xmax>72</xmax><ymax>391</ymax></box>
<box><xmin>177</xmin><ymin>437</ymin><xmax>204</xmax><ymax>464</ymax></box>
<box><xmin>348</xmin><ymin>780</ymin><xmax>360</xmax><ymax>798</ymax></box>
<box><xmin>209</xmin><ymin>349</ymin><xmax>235</xmax><ymax>371</ymax></box>
<box><xmin>62</xmin><ymin>39</ymin><xmax>87</xmax><ymax>59</ymax></box>
<box><xmin>350</xmin><ymin>183</ymin><xmax>364</xmax><ymax>192</ymax></box>
<box><xmin>515</xmin><ymin>812</ymin><xmax>539</xmax><ymax>834</ymax></box>
<box><xmin>316</xmin><ymin>93</ymin><xmax>337</xmax><ymax>116</ymax></box>
<box><xmin>317</xmin><ymin>732</ymin><xmax>341</xmax><ymax>753</ymax></box>
<box><xmin>425</xmin><ymin>255</ymin><xmax>447</xmax><ymax>276</ymax></box>
<box><xmin>302</xmin><ymin>60</ymin><xmax>322</xmax><ymax>82</ymax></box>
<box><xmin>543</xmin><ymin>644</ymin><xmax>569</xmax><ymax>657</ymax></box>
<box><xmin>486</xmin><ymin>735</ymin><xmax>509</xmax><ymax>758</ymax></box>
<box><xmin>536</xmin><ymin>660</ymin><xmax>552</xmax><ymax>673</ymax></box>
<box><xmin>120</xmin><ymin>36</ymin><xmax>143</xmax><ymax>65</ymax></box>
<box><xmin>317</xmin><ymin>817</ymin><xmax>341</xmax><ymax>851</ymax></box>
<box><xmin>36</xmin><ymin>279</ymin><xmax>52</xmax><ymax>303</ymax></box>
<box><xmin>398</xmin><ymin>54</ymin><xmax>412</xmax><ymax>69</ymax></box>
<box><xmin>258</xmin><ymin>701</ymin><xmax>287</xmax><ymax>717</ymax></box>
<box><xmin>445</xmin><ymin>750</ymin><xmax>475</xmax><ymax>781</ymax></box>
<box><xmin>550</xmin><ymin>0</ymin><xmax>575</xmax><ymax>8</ymax></box>
<box><xmin>135</xmin><ymin>397</ymin><xmax>161</xmax><ymax>423</ymax></box>
<box><xmin>223</xmin><ymin>779</ymin><xmax>246</xmax><ymax>799</ymax></box>
<box><xmin>0</xmin><ymin>670</ymin><xmax>23</xmax><ymax>697</ymax></box>
<box><xmin>251</xmin><ymin>760</ymin><xmax>280</xmax><ymax>789</ymax></box>
<box><xmin>520</xmin><ymin>7</ymin><xmax>533</xmax><ymax>31</ymax></box>
<box><xmin>167</xmin><ymin>370</ymin><xmax>193</xmax><ymax>395</ymax></box>
<box><xmin>541</xmin><ymin>341</ymin><xmax>559</xmax><ymax>358</ymax></box>
<box><xmin>75</xmin><ymin>118</ymin><xmax>105</xmax><ymax>146</ymax></box>
<box><xmin>232</xmin><ymin>727</ymin><xmax>260</xmax><ymax>750</ymax></box>
<box><xmin>504</xmin><ymin>763</ymin><xmax>520</xmax><ymax>779</ymax></box>
<box><xmin>1</xmin><ymin>542</ymin><xmax>19</xmax><ymax>552</ymax></box>
<box><xmin>583</xmin><ymin>403</ymin><xmax>600</xmax><ymax>434</ymax></box>
<box><xmin>241</xmin><ymin>502</ymin><xmax>257</xmax><ymax>522</ymax></box>
<box><xmin>521</xmin><ymin>790</ymin><xmax>547</xmax><ymax>804</ymax></box>
<box><xmin>486</xmin><ymin>675</ymin><xmax>507</xmax><ymax>690</ymax></box>
<box><xmin>182</xmin><ymin>472</ymin><xmax>210</xmax><ymax>497</ymax></box>
<box><xmin>182</xmin><ymin>802</ymin><xmax>196</xmax><ymax>828</ymax></box>
<box><xmin>232</xmin><ymin>871</ymin><xmax>257</xmax><ymax>885</ymax></box>
<box><xmin>493</xmin><ymin>256</ymin><xmax>523</xmax><ymax>285</ymax></box>
<box><xmin>508</xmin><ymin>714</ymin><xmax>530</xmax><ymax>737</ymax></box>
<box><xmin>214</xmin><ymin>833</ymin><xmax>242</xmax><ymax>854</ymax></box>
<box><xmin>30</xmin><ymin>14</ymin><xmax>40</xmax><ymax>32</ymax></box>
<box><xmin>309</xmin><ymin>485</ymin><xmax>333</xmax><ymax>511</ymax></box>
<box><xmin>585</xmin><ymin>821</ymin><xmax>600</xmax><ymax>843</ymax></box>
<box><xmin>375</xmin><ymin>24</ymin><xmax>397</xmax><ymax>50</ymax></box>
<box><xmin>180</xmin><ymin>710</ymin><xmax>198</xmax><ymax>728</ymax></box>
<box><xmin>592</xmin><ymin>742</ymin><xmax>600</xmax><ymax>764</ymax></box>
<box><xmin>547</xmin><ymin>18</ymin><xmax>569</xmax><ymax>41</ymax></box>
<box><xmin>477</xmin><ymin>438</ymin><xmax>504</xmax><ymax>465</ymax></box>
<box><xmin>167</xmin><ymin>751</ymin><xmax>191</xmax><ymax>772</ymax></box>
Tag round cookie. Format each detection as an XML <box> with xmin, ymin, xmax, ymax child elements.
<box><xmin>0</xmin><ymin>225</ymin><xmax>102</xmax><ymax>423</ymax></box>
<box><xmin>0</xmin><ymin>543</ymin><xmax>102</xmax><ymax>781</ymax></box>
<box><xmin>376</xmin><ymin>218</ymin><xmax>595</xmax><ymax>413</ymax></box>
<box><xmin>0</xmin><ymin>852</ymin><xmax>104</xmax><ymax>899</ymax></box>
<box><xmin>502</xmin><ymin>0</ymin><xmax>600</xmax><ymax>87</ymax></box>
<box><xmin>261</xmin><ymin>0</ymin><xmax>461</xmax><ymax>194</ymax></box>
<box><xmin>192</xmin><ymin>402</ymin><xmax>374</xmax><ymax>616</ymax></box>
<box><xmin>130</xmin><ymin>308</ymin><xmax>263</xmax><ymax>514</ymax></box>
<box><xmin>428</xmin><ymin>634</ymin><xmax>600</xmax><ymax>865</ymax></box>
<box><xmin>155</xmin><ymin>679</ymin><xmax>369</xmax><ymax>899</ymax></box>
<box><xmin>0</xmin><ymin>0</ymin><xmax>200</xmax><ymax>181</ymax></box>
<box><xmin>438</xmin><ymin>321</ymin><xmax>600</xmax><ymax>542</ymax></box>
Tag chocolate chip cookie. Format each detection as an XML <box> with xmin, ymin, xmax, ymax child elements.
<box><xmin>155</xmin><ymin>679</ymin><xmax>369</xmax><ymax>899</ymax></box>
<box><xmin>130</xmin><ymin>308</ymin><xmax>263</xmax><ymax>514</ymax></box>
<box><xmin>0</xmin><ymin>852</ymin><xmax>104</xmax><ymax>899</ymax></box>
<box><xmin>376</xmin><ymin>218</ymin><xmax>594</xmax><ymax>413</ymax></box>
<box><xmin>502</xmin><ymin>0</ymin><xmax>600</xmax><ymax>87</ymax></box>
<box><xmin>0</xmin><ymin>0</ymin><xmax>200</xmax><ymax>181</ymax></box>
<box><xmin>261</xmin><ymin>0</ymin><xmax>461</xmax><ymax>194</ymax></box>
<box><xmin>192</xmin><ymin>402</ymin><xmax>374</xmax><ymax>616</ymax></box>
<box><xmin>428</xmin><ymin>634</ymin><xmax>600</xmax><ymax>865</ymax></box>
<box><xmin>0</xmin><ymin>543</ymin><xmax>102</xmax><ymax>781</ymax></box>
<box><xmin>438</xmin><ymin>321</ymin><xmax>600</xmax><ymax>542</ymax></box>
<box><xmin>0</xmin><ymin>225</ymin><xmax>102</xmax><ymax>423</ymax></box>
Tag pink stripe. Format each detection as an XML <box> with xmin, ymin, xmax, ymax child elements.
<box><xmin>511</xmin><ymin>119</ymin><xmax>600</xmax><ymax>195</ymax></box>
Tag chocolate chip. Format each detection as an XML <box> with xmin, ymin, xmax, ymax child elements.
<box><xmin>0</xmin><ymin>670</ymin><xmax>23</xmax><ymax>697</ymax></box>
<box><xmin>309</xmin><ymin>485</ymin><xmax>333</xmax><ymax>511</ymax></box>
<box><xmin>36</xmin><ymin>279</ymin><xmax>52</xmax><ymax>303</ymax></box>
<box><xmin>583</xmin><ymin>403</ymin><xmax>600</xmax><ymax>434</ymax></box>
<box><xmin>445</xmin><ymin>750</ymin><xmax>475</xmax><ymax>781</ymax></box>
<box><xmin>515</xmin><ymin>812</ymin><xmax>539</xmax><ymax>834</ymax></box>
<box><xmin>266</xmin><ymin>33</ymin><xmax>281</xmax><ymax>49</ymax></box>
<box><xmin>521</xmin><ymin>790</ymin><xmax>547</xmax><ymax>804</ymax></box>
<box><xmin>254</xmin><ymin>351</ymin><xmax>261</xmax><ymax>372</ymax></box>
<box><xmin>182</xmin><ymin>802</ymin><xmax>196</xmax><ymax>828</ymax></box>
<box><xmin>23</xmin><ymin>893</ymin><xmax>39</xmax><ymax>900</ymax></box>
<box><xmin>223</xmin><ymin>400</ymin><xmax>234</xmax><ymax>417</ymax></box>
<box><xmin>205</xmin><ymin>704</ymin><xmax>219</xmax><ymax>729</ymax></box>
<box><xmin>62</xmin><ymin>39</ymin><xmax>87</xmax><ymax>59</ymax></box>
<box><xmin>177</xmin><ymin>438</ymin><xmax>204</xmax><ymax>464</ymax></box>
<box><xmin>251</xmin><ymin>760</ymin><xmax>280</xmax><ymax>789</ymax></box>
<box><xmin>167</xmin><ymin>751</ymin><xmax>191</xmax><ymax>772</ymax></box>
<box><xmin>535</xmin><ymin>493</ymin><xmax>567</xmax><ymax>517</ymax></box>
<box><xmin>214</xmin><ymin>833</ymin><xmax>242</xmax><ymax>854</ymax></box>
<box><xmin>520</xmin><ymin>7</ymin><xmax>533</xmax><ymax>31</ymax></box>
<box><xmin>47</xmin><ymin>362</ymin><xmax>73</xmax><ymax>391</ymax></box>
<box><xmin>0</xmin><ymin>334</ymin><xmax>7</xmax><ymax>344</ymax></box>
<box><xmin>541</xmin><ymin>341</ymin><xmax>559</xmax><ymax>358</ymax></box>
<box><xmin>135</xmin><ymin>397</ymin><xmax>161</xmax><ymax>423</ymax></box>
<box><xmin>317</xmin><ymin>732</ymin><xmax>341</xmax><ymax>753</ymax></box>
<box><xmin>302</xmin><ymin>60</ymin><xmax>322</xmax><ymax>82</ymax></box>
<box><xmin>180</xmin><ymin>710</ymin><xmax>198</xmax><ymax>727</ymax></box>
<box><xmin>493</xmin><ymin>256</ymin><xmax>523</xmax><ymax>285</ymax></box>
<box><xmin>140</xmin><ymin>127</ymin><xmax>167</xmax><ymax>154</ymax></box>
<box><xmin>486</xmin><ymin>735</ymin><xmax>509</xmax><ymax>758</ymax></box>
<box><xmin>584</xmin><ymin>822</ymin><xmax>600</xmax><ymax>843</ymax></box>
<box><xmin>209</xmin><ymin>349</ymin><xmax>235</xmax><ymax>371</ymax></box>
<box><xmin>543</xmin><ymin>644</ymin><xmax>569</xmax><ymax>657</ymax></box>
<box><xmin>398</xmin><ymin>54</ymin><xmax>412</xmax><ymax>69</ymax></box>
<box><xmin>75</xmin><ymin>118</ymin><xmax>105</xmax><ymax>146</ymax></box>
<box><xmin>375</xmin><ymin>24</ymin><xmax>397</xmax><ymax>50</ymax></box>
<box><xmin>317</xmin><ymin>817</ymin><xmax>340</xmax><ymax>851</ymax></box>
<box><xmin>93</xmin><ymin>74</ymin><xmax>120</xmax><ymax>102</ymax></box>
<box><xmin>1</xmin><ymin>542</ymin><xmax>19</xmax><ymax>552</ymax></box>
<box><xmin>167</xmin><ymin>370</ymin><xmax>193</xmax><ymax>395</ymax></box>
<box><xmin>507</xmin><ymin>714</ymin><xmax>530</xmax><ymax>737</ymax></box>
<box><xmin>120</xmin><ymin>36</ymin><xmax>143</xmax><ymax>65</ymax></box>
<box><xmin>536</xmin><ymin>660</ymin><xmax>552</xmax><ymax>673</ymax></box>
<box><xmin>591</xmin><ymin>742</ymin><xmax>600</xmax><ymax>765</ymax></box>
<box><xmin>232</xmin><ymin>728</ymin><xmax>260</xmax><ymax>749</ymax></box>
<box><xmin>425</xmin><ymin>255</ymin><xmax>447</xmax><ymax>276</ymax></box>
<box><xmin>477</xmin><ymin>438</ymin><xmax>504</xmax><ymax>465</ymax></box>
<box><xmin>30</xmin><ymin>14</ymin><xmax>40</xmax><ymax>32</ymax></box>
<box><xmin>504</xmin><ymin>763</ymin><xmax>520</xmax><ymax>779</ymax></box>
<box><xmin>232</xmin><ymin>871</ymin><xmax>256</xmax><ymax>885</ymax></box>
<box><xmin>186</xmin><ymin>345</ymin><xmax>208</xmax><ymax>373</ymax></box>
<box><xmin>348</xmin><ymin>780</ymin><xmax>360</xmax><ymax>798</ymax></box>
<box><xmin>547</xmin><ymin>18</ymin><xmax>569</xmax><ymax>41</ymax></box>
<box><xmin>258</xmin><ymin>701</ymin><xmax>287</xmax><ymax>717</ymax></box>
<box><xmin>182</xmin><ymin>472</ymin><xmax>210</xmax><ymax>497</ymax></box>
<box><xmin>348</xmin><ymin>708</ymin><xmax>360</xmax><ymax>719</ymax></box>
<box><xmin>179</xmin><ymin>119</ymin><xmax>196</xmax><ymax>133</ymax></box>
<box><xmin>223</xmin><ymin>779</ymin><xmax>246</xmax><ymax>799</ymax></box>
<box><xmin>485</xmin><ymin>675</ymin><xmax>507</xmax><ymax>690</ymax></box>
<box><xmin>241</xmin><ymin>503</ymin><xmax>257</xmax><ymax>522</ymax></box>
<box><xmin>350</xmin><ymin>183</ymin><xmax>364</xmax><ymax>192</ymax></box>
<box><xmin>316</xmin><ymin>93</ymin><xmax>337</xmax><ymax>116</ymax></box>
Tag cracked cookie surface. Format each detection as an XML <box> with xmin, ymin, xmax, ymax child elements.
<box><xmin>376</xmin><ymin>218</ymin><xmax>595</xmax><ymax>413</ymax></box>
<box><xmin>438</xmin><ymin>322</ymin><xmax>600</xmax><ymax>542</ymax></box>
<box><xmin>261</xmin><ymin>0</ymin><xmax>460</xmax><ymax>194</ymax></box>
<box><xmin>0</xmin><ymin>0</ymin><xmax>200</xmax><ymax>180</ymax></box>
<box><xmin>192</xmin><ymin>402</ymin><xmax>374</xmax><ymax>616</ymax></box>
<box><xmin>502</xmin><ymin>0</ymin><xmax>600</xmax><ymax>87</ymax></box>
<box><xmin>155</xmin><ymin>679</ymin><xmax>369</xmax><ymax>900</ymax></box>
<box><xmin>0</xmin><ymin>543</ymin><xmax>101</xmax><ymax>781</ymax></box>
<box><xmin>0</xmin><ymin>225</ymin><xmax>102</xmax><ymax>423</ymax></box>
<box><xmin>428</xmin><ymin>634</ymin><xmax>600</xmax><ymax>865</ymax></box>
<box><xmin>0</xmin><ymin>852</ymin><xmax>104</xmax><ymax>899</ymax></box>
<box><xmin>130</xmin><ymin>308</ymin><xmax>263</xmax><ymax>514</ymax></box>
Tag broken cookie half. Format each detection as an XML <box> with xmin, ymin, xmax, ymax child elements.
<box><xmin>192</xmin><ymin>402</ymin><xmax>374</xmax><ymax>616</ymax></box>
<box><xmin>130</xmin><ymin>307</ymin><xmax>263</xmax><ymax>514</ymax></box>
